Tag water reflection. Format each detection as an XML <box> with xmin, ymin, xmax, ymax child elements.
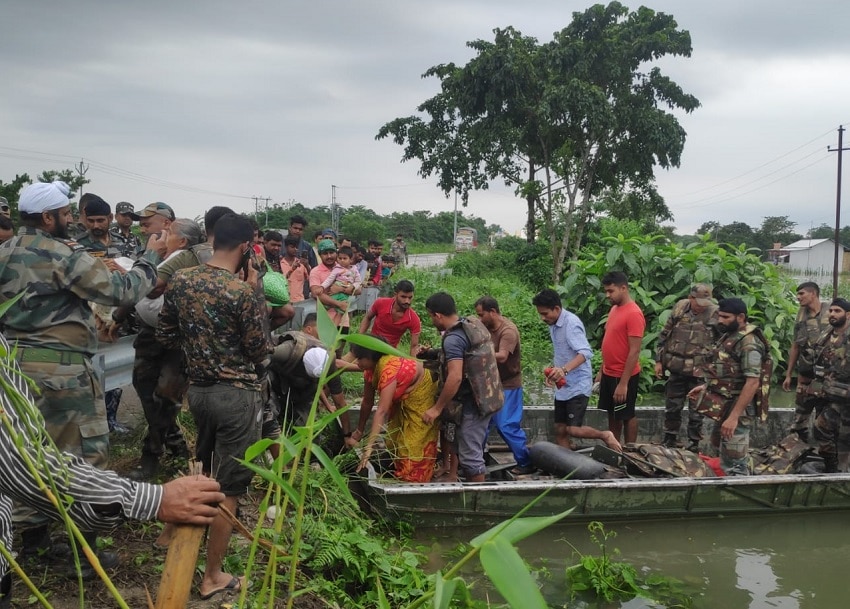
<box><xmin>422</xmin><ymin>512</ymin><xmax>850</xmax><ymax>608</ymax></box>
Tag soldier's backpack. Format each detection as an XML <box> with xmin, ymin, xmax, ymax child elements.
<box><xmin>448</xmin><ymin>317</ymin><xmax>504</xmax><ymax>416</ymax></box>
<box><xmin>750</xmin><ymin>433</ymin><xmax>813</xmax><ymax>475</ymax></box>
<box><xmin>620</xmin><ymin>443</ymin><xmax>717</xmax><ymax>478</ymax></box>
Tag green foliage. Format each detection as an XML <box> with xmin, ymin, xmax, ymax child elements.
<box><xmin>560</xmin><ymin>233</ymin><xmax>797</xmax><ymax>378</ymax></box>
<box><xmin>566</xmin><ymin>522</ymin><xmax>694</xmax><ymax>607</ymax></box>
<box><xmin>0</xmin><ymin>173</ymin><xmax>30</xmax><ymax>217</ymax></box>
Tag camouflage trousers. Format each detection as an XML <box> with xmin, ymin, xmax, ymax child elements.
<box><xmin>813</xmin><ymin>399</ymin><xmax>850</xmax><ymax>470</ymax></box>
<box><xmin>790</xmin><ymin>384</ymin><xmax>826</xmax><ymax>442</ymax></box>
<box><xmin>13</xmin><ymin>355</ymin><xmax>109</xmax><ymax>528</ymax></box>
<box><xmin>663</xmin><ymin>372</ymin><xmax>704</xmax><ymax>443</ymax></box>
<box><xmin>132</xmin><ymin>348</ymin><xmax>187</xmax><ymax>458</ymax></box>
<box><xmin>710</xmin><ymin>404</ymin><xmax>754</xmax><ymax>476</ymax></box>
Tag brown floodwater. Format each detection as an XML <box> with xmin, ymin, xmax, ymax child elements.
<box><xmin>423</xmin><ymin>511</ymin><xmax>849</xmax><ymax>608</ymax></box>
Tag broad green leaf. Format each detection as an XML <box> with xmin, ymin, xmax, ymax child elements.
<box><xmin>311</xmin><ymin>444</ymin><xmax>356</xmax><ymax>506</ymax></box>
<box><xmin>0</xmin><ymin>292</ymin><xmax>24</xmax><ymax>319</ymax></box>
<box><xmin>470</xmin><ymin>508</ymin><xmax>574</xmax><ymax>548</ymax></box>
<box><xmin>244</xmin><ymin>438</ymin><xmax>276</xmax><ymax>461</ymax></box>
<box><xmin>479</xmin><ymin>536</ymin><xmax>548</xmax><ymax>609</ymax></box>
<box><xmin>315</xmin><ymin>300</ymin><xmax>339</xmax><ymax>349</ymax></box>
<box><xmin>340</xmin><ymin>333</ymin><xmax>412</xmax><ymax>359</ymax></box>
<box><xmin>433</xmin><ymin>572</ymin><xmax>459</xmax><ymax>609</ymax></box>
<box><xmin>238</xmin><ymin>460</ymin><xmax>301</xmax><ymax>505</ymax></box>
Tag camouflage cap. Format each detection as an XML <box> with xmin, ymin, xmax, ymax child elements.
<box><xmin>115</xmin><ymin>202</ymin><xmax>134</xmax><ymax>215</ymax></box>
<box><xmin>130</xmin><ymin>202</ymin><xmax>174</xmax><ymax>221</ymax></box>
<box><xmin>690</xmin><ymin>283</ymin><xmax>715</xmax><ymax>307</ymax></box>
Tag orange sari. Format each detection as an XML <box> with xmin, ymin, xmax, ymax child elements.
<box><xmin>365</xmin><ymin>355</ymin><xmax>439</xmax><ymax>482</ymax></box>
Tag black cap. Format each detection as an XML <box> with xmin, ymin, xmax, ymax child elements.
<box><xmin>831</xmin><ymin>298</ymin><xmax>850</xmax><ymax>312</ymax></box>
<box><xmin>718</xmin><ymin>297</ymin><xmax>747</xmax><ymax>316</ymax></box>
<box><xmin>81</xmin><ymin>194</ymin><xmax>110</xmax><ymax>216</ymax></box>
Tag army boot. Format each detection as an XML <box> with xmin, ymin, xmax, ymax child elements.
<box><xmin>662</xmin><ymin>433</ymin><xmax>678</xmax><ymax>448</ymax></box>
<box><xmin>822</xmin><ymin>453</ymin><xmax>839</xmax><ymax>473</ymax></box>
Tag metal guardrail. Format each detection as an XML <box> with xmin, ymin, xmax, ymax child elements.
<box><xmin>90</xmin><ymin>287</ymin><xmax>381</xmax><ymax>392</ymax></box>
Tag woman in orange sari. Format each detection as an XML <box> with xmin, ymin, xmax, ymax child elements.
<box><xmin>350</xmin><ymin>341</ymin><xmax>439</xmax><ymax>482</ymax></box>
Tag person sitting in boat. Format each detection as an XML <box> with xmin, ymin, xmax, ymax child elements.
<box><xmin>350</xmin><ymin>338</ymin><xmax>440</xmax><ymax>483</ymax></box>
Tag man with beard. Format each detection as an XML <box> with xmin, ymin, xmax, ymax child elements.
<box><xmin>0</xmin><ymin>181</ymin><xmax>166</xmax><ymax>569</ymax></box>
<box><xmin>811</xmin><ymin>299</ymin><xmax>850</xmax><ymax>472</ymax></box>
<box><xmin>358</xmin><ymin>279</ymin><xmax>421</xmax><ymax>354</ymax></box>
<box><xmin>688</xmin><ymin>298</ymin><xmax>769</xmax><ymax>476</ymax></box>
<box><xmin>76</xmin><ymin>195</ymin><xmax>125</xmax><ymax>260</ymax></box>
<box><xmin>263</xmin><ymin>230</ymin><xmax>284</xmax><ymax>273</ymax></box>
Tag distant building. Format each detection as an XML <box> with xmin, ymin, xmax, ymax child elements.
<box><xmin>768</xmin><ymin>238</ymin><xmax>850</xmax><ymax>275</ymax></box>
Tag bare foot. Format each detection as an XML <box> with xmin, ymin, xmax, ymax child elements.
<box><xmin>433</xmin><ymin>472</ymin><xmax>460</xmax><ymax>483</ymax></box>
<box><xmin>601</xmin><ymin>431</ymin><xmax>622</xmax><ymax>452</ymax></box>
<box><xmin>154</xmin><ymin>523</ymin><xmax>175</xmax><ymax>550</ymax></box>
<box><xmin>432</xmin><ymin>462</ymin><xmax>447</xmax><ymax>479</ymax></box>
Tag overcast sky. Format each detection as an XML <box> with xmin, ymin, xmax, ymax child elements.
<box><xmin>2</xmin><ymin>1</ymin><xmax>849</xmax><ymax>236</ymax></box>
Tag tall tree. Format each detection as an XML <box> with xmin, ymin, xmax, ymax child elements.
<box><xmin>755</xmin><ymin>215</ymin><xmax>801</xmax><ymax>251</ymax></box>
<box><xmin>377</xmin><ymin>2</ymin><xmax>699</xmax><ymax>282</ymax></box>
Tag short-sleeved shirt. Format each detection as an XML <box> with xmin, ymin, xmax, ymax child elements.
<box><xmin>157</xmin><ymin>265</ymin><xmax>271</xmax><ymax>390</ymax></box>
<box><xmin>793</xmin><ymin>302</ymin><xmax>831</xmax><ymax>374</ymax></box>
<box><xmin>550</xmin><ymin>308</ymin><xmax>594</xmax><ymax>401</ymax></box>
<box><xmin>442</xmin><ymin>325</ymin><xmax>474</xmax><ymax>403</ymax></box>
<box><xmin>309</xmin><ymin>263</ymin><xmax>349</xmax><ymax>327</ymax></box>
<box><xmin>601</xmin><ymin>301</ymin><xmax>645</xmax><ymax>378</ymax></box>
<box><xmin>368</xmin><ymin>297</ymin><xmax>421</xmax><ymax>347</ymax></box>
<box><xmin>280</xmin><ymin>257</ymin><xmax>308</xmax><ymax>303</ymax></box>
<box><xmin>490</xmin><ymin>318</ymin><xmax>521</xmax><ymax>389</ymax></box>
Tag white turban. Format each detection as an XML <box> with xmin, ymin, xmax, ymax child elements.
<box><xmin>18</xmin><ymin>181</ymin><xmax>71</xmax><ymax>214</ymax></box>
<box><xmin>302</xmin><ymin>347</ymin><xmax>329</xmax><ymax>379</ymax></box>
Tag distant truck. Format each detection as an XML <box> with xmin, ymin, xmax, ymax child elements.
<box><xmin>454</xmin><ymin>227</ymin><xmax>478</xmax><ymax>251</ymax></box>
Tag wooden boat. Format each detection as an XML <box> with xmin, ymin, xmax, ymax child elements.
<box><xmin>358</xmin><ymin>407</ymin><xmax>850</xmax><ymax>527</ymax></box>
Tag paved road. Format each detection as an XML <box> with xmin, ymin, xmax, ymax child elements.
<box><xmin>407</xmin><ymin>253</ymin><xmax>449</xmax><ymax>268</ymax></box>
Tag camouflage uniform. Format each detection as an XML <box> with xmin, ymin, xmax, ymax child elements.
<box><xmin>0</xmin><ymin>226</ymin><xmax>158</xmax><ymax>525</ymax></box>
<box><xmin>132</xmin><ymin>245</ymin><xmax>213</xmax><ymax>467</ymax></box>
<box><xmin>108</xmin><ymin>227</ymin><xmax>143</xmax><ymax>258</ymax></box>
<box><xmin>812</xmin><ymin>328</ymin><xmax>850</xmax><ymax>471</ymax></box>
<box><xmin>698</xmin><ymin>324</ymin><xmax>767</xmax><ymax>475</ymax></box>
<box><xmin>390</xmin><ymin>238</ymin><xmax>407</xmax><ymax>266</ymax></box>
<box><xmin>655</xmin><ymin>298</ymin><xmax>718</xmax><ymax>448</ymax></box>
<box><xmin>157</xmin><ymin>264</ymin><xmax>270</xmax><ymax>494</ymax></box>
<box><xmin>789</xmin><ymin>302</ymin><xmax>831</xmax><ymax>441</ymax></box>
<box><xmin>75</xmin><ymin>231</ymin><xmax>133</xmax><ymax>431</ymax></box>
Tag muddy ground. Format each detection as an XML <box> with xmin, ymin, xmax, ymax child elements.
<box><xmin>9</xmin><ymin>386</ymin><xmax>312</xmax><ymax>609</ymax></box>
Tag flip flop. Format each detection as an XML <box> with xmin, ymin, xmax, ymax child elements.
<box><xmin>199</xmin><ymin>576</ymin><xmax>242</xmax><ymax>600</ymax></box>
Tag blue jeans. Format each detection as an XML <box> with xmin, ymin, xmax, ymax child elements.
<box><xmin>488</xmin><ymin>387</ymin><xmax>530</xmax><ymax>467</ymax></box>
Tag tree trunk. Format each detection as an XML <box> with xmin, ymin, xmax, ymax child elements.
<box><xmin>525</xmin><ymin>161</ymin><xmax>536</xmax><ymax>243</ymax></box>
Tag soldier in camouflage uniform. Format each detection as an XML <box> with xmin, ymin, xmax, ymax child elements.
<box><xmin>0</xmin><ymin>180</ymin><xmax>165</xmax><ymax>562</ymax></box>
<box><xmin>157</xmin><ymin>213</ymin><xmax>270</xmax><ymax>599</ymax></box>
<box><xmin>655</xmin><ymin>283</ymin><xmax>719</xmax><ymax>450</ymax></box>
<box><xmin>782</xmin><ymin>282</ymin><xmax>831</xmax><ymax>442</ymax></box>
<box><xmin>688</xmin><ymin>298</ymin><xmax>769</xmax><ymax>476</ymax></box>
<box><xmin>74</xmin><ymin>195</ymin><xmax>133</xmax><ymax>432</ymax></box>
<box><xmin>811</xmin><ymin>299</ymin><xmax>850</xmax><ymax>472</ymax></box>
<box><xmin>110</xmin><ymin>202</ymin><xmax>143</xmax><ymax>258</ymax></box>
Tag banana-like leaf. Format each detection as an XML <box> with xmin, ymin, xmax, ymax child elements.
<box><xmin>340</xmin><ymin>332</ymin><xmax>412</xmax><ymax>359</ymax></box>
<box><xmin>470</xmin><ymin>508</ymin><xmax>574</xmax><ymax>548</ymax></box>
<box><xmin>479</xmin><ymin>536</ymin><xmax>548</xmax><ymax>609</ymax></box>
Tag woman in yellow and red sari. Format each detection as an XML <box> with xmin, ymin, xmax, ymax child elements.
<box><xmin>349</xmin><ymin>340</ymin><xmax>439</xmax><ymax>482</ymax></box>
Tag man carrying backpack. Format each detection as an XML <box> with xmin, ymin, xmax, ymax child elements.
<box><xmin>687</xmin><ymin>298</ymin><xmax>771</xmax><ymax>476</ymax></box>
<box><xmin>422</xmin><ymin>292</ymin><xmax>503</xmax><ymax>482</ymax></box>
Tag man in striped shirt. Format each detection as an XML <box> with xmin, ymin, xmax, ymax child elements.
<box><xmin>0</xmin><ymin>332</ymin><xmax>224</xmax><ymax>605</ymax></box>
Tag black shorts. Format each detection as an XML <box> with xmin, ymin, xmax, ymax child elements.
<box><xmin>597</xmin><ymin>373</ymin><xmax>639</xmax><ymax>420</ymax></box>
<box><xmin>554</xmin><ymin>395</ymin><xmax>589</xmax><ymax>426</ymax></box>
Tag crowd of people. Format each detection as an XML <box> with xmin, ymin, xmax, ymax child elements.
<box><xmin>2</xmin><ymin>181</ymin><xmax>849</xmax><ymax>603</ymax></box>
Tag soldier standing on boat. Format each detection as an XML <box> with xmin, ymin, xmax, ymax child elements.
<box><xmin>654</xmin><ymin>283</ymin><xmax>719</xmax><ymax>451</ymax></box>
<box><xmin>811</xmin><ymin>298</ymin><xmax>850</xmax><ymax>472</ymax></box>
<box><xmin>782</xmin><ymin>282</ymin><xmax>830</xmax><ymax>442</ymax></box>
<box><xmin>688</xmin><ymin>298</ymin><xmax>771</xmax><ymax>476</ymax></box>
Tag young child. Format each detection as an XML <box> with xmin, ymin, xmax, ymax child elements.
<box><xmin>321</xmin><ymin>245</ymin><xmax>362</xmax><ymax>301</ymax></box>
<box><xmin>380</xmin><ymin>255</ymin><xmax>396</xmax><ymax>283</ymax></box>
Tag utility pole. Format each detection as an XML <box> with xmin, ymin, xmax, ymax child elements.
<box><xmin>261</xmin><ymin>197</ymin><xmax>271</xmax><ymax>227</ymax></box>
<box><xmin>252</xmin><ymin>196</ymin><xmax>260</xmax><ymax>221</ymax></box>
<box><xmin>75</xmin><ymin>159</ymin><xmax>89</xmax><ymax>196</ymax></box>
<box><xmin>453</xmin><ymin>190</ymin><xmax>458</xmax><ymax>247</ymax></box>
<box><xmin>331</xmin><ymin>184</ymin><xmax>339</xmax><ymax>236</ymax></box>
<box><xmin>829</xmin><ymin>125</ymin><xmax>849</xmax><ymax>297</ymax></box>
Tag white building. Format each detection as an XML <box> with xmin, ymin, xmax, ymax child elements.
<box><xmin>772</xmin><ymin>238</ymin><xmax>850</xmax><ymax>275</ymax></box>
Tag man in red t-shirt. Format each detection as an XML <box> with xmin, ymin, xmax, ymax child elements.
<box><xmin>358</xmin><ymin>279</ymin><xmax>421</xmax><ymax>353</ymax></box>
<box><xmin>596</xmin><ymin>271</ymin><xmax>645</xmax><ymax>444</ymax></box>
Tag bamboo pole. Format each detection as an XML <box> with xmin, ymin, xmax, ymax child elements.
<box><xmin>154</xmin><ymin>463</ymin><xmax>206</xmax><ymax>609</ymax></box>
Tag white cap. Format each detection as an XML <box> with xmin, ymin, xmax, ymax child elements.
<box><xmin>302</xmin><ymin>347</ymin><xmax>329</xmax><ymax>378</ymax></box>
<box><xmin>18</xmin><ymin>181</ymin><xmax>71</xmax><ymax>214</ymax></box>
